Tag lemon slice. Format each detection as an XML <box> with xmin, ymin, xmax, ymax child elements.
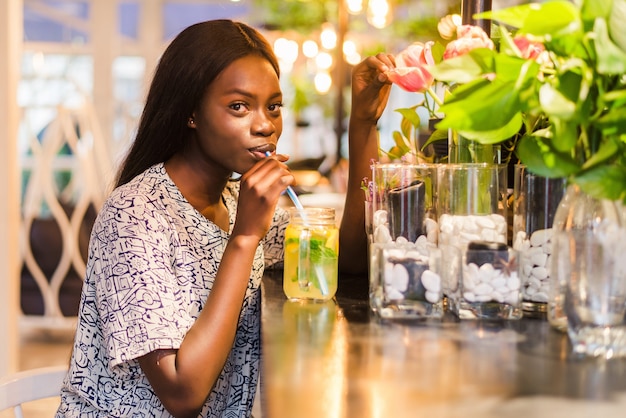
<box><xmin>325</xmin><ymin>229</ymin><xmax>338</xmax><ymax>251</ymax></box>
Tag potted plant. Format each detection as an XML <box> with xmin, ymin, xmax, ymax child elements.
<box><xmin>427</xmin><ymin>0</ymin><xmax>626</xmax><ymax>355</ymax></box>
<box><xmin>429</xmin><ymin>0</ymin><xmax>626</xmax><ymax>202</ymax></box>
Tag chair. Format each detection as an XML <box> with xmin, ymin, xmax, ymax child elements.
<box><xmin>0</xmin><ymin>365</ymin><xmax>66</xmax><ymax>418</ymax></box>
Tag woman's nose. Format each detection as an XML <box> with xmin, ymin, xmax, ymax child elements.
<box><xmin>252</xmin><ymin>111</ymin><xmax>277</xmax><ymax>137</ymax></box>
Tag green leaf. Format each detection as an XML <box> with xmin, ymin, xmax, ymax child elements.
<box><xmin>478</xmin><ymin>1</ymin><xmax>581</xmax><ymax>37</ymax></box>
<box><xmin>475</xmin><ymin>4</ymin><xmax>532</xmax><ymax>29</ymax></box>
<box><xmin>437</xmin><ymin>79</ymin><xmax>523</xmax><ymax>133</ymax></box>
<box><xmin>552</xmin><ymin>119</ymin><xmax>580</xmax><ymax>153</ymax></box>
<box><xmin>516</xmin><ymin>134</ymin><xmax>580</xmax><ymax>177</ymax></box>
<box><xmin>430</xmin><ymin>41</ymin><xmax>446</xmax><ymax>64</ymax></box>
<box><xmin>608</xmin><ymin>0</ymin><xmax>626</xmax><ymax>53</ymax></box>
<box><xmin>593</xmin><ymin>17</ymin><xmax>626</xmax><ymax>74</ymax></box>
<box><xmin>395</xmin><ymin>107</ymin><xmax>421</xmax><ymax>128</ymax></box>
<box><xmin>582</xmin><ymin>137</ymin><xmax>621</xmax><ymax>169</ymax></box>
<box><xmin>539</xmin><ymin>83</ymin><xmax>577</xmax><ymax>119</ymax></box>
<box><xmin>457</xmin><ymin>113</ymin><xmax>523</xmax><ymax>144</ymax></box>
<box><xmin>391</xmin><ymin>130</ymin><xmax>411</xmax><ymax>153</ymax></box>
<box><xmin>421</xmin><ymin>128</ymin><xmax>448</xmax><ymax>150</ymax></box>
<box><xmin>429</xmin><ymin>50</ymin><xmax>495</xmax><ymax>84</ymax></box>
<box><xmin>523</xmin><ymin>2</ymin><xmax>582</xmax><ymax>38</ymax></box>
<box><xmin>597</xmin><ymin>105</ymin><xmax>626</xmax><ymax>135</ymax></box>
<box><xmin>580</xmin><ymin>0</ymin><xmax>612</xmax><ymax>21</ymax></box>
<box><xmin>574</xmin><ymin>164</ymin><xmax>626</xmax><ymax>201</ymax></box>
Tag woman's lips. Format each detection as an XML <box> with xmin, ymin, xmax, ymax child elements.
<box><xmin>249</xmin><ymin>145</ymin><xmax>275</xmax><ymax>159</ymax></box>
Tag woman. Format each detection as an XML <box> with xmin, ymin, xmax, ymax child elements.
<box><xmin>56</xmin><ymin>19</ymin><xmax>394</xmax><ymax>417</ymax></box>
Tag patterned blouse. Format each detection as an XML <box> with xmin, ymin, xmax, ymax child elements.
<box><xmin>56</xmin><ymin>163</ymin><xmax>288</xmax><ymax>417</ymax></box>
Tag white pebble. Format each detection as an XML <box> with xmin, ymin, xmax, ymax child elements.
<box><xmin>476</xmin><ymin>216</ymin><xmax>496</xmax><ymax>229</ymax></box>
<box><xmin>531</xmin><ymin>266</ymin><xmax>548</xmax><ymax>280</ymax></box>
<box><xmin>474</xmin><ymin>282</ymin><xmax>494</xmax><ymax>296</ymax></box>
<box><xmin>530</xmin><ymin>253</ymin><xmax>548</xmax><ymax>267</ymax></box>
<box><xmin>373</xmin><ymin>209</ymin><xmax>388</xmax><ymax>228</ymax></box>
<box><xmin>507</xmin><ymin>275</ymin><xmax>521</xmax><ymax>291</ymax></box>
<box><xmin>386</xmin><ymin>288</ymin><xmax>404</xmax><ymax>300</ymax></box>
<box><xmin>391</xmin><ymin>264</ymin><xmax>409</xmax><ymax>292</ymax></box>
<box><xmin>374</xmin><ymin>225</ymin><xmax>392</xmax><ymax>243</ymax></box>
<box><xmin>464</xmin><ymin>292</ymin><xmax>476</xmax><ymax>302</ymax></box>
<box><xmin>426</xmin><ymin>290</ymin><xmax>440</xmax><ymax>303</ymax></box>
<box><xmin>530</xmin><ymin>228</ymin><xmax>552</xmax><ymax>247</ymax></box>
<box><xmin>421</xmin><ymin>270</ymin><xmax>441</xmax><ymax>293</ymax></box>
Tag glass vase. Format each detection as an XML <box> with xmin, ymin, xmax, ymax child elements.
<box><xmin>436</xmin><ymin>163</ymin><xmax>520</xmax><ymax>319</ymax></box>
<box><xmin>512</xmin><ymin>165</ymin><xmax>567</xmax><ymax>318</ymax></box>
<box><xmin>448</xmin><ymin>132</ymin><xmax>502</xmax><ymax>164</ymax></box>
<box><xmin>370</xmin><ymin>162</ymin><xmax>438</xmax><ymax>246</ymax></box>
<box><xmin>551</xmin><ymin>185</ymin><xmax>626</xmax><ymax>358</ymax></box>
<box><xmin>369</xmin><ymin>242</ymin><xmax>444</xmax><ymax>319</ymax></box>
<box><xmin>436</xmin><ymin>163</ymin><xmax>508</xmax><ymax>248</ymax></box>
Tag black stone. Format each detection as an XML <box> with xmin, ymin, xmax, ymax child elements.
<box><xmin>388</xmin><ymin>180</ymin><xmax>426</xmax><ymax>242</ymax></box>
<box><xmin>466</xmin><ymin>241</ymin><xmax>509</xmax><ymax>267</ymax></box>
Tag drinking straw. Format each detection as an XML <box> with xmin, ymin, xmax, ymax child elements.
<box><xmin>265</xmin><ymin>151</ymin><xmax>328</xmax><ymax>295</ymax></box>
<box><xmin>265</xmin><ymin>151</ymin><xmax>303</xmax><ymax>210</ymax></box>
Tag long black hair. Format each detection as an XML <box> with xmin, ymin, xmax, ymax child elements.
<box><xmin>115</xmin><ymin>19</ymin><xmax>280</xmax><ymax>187</ymax></box>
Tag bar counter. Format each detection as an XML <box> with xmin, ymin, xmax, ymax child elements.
<box><xmin>260</xmin><ymin>269</ymin><xmax>626</xmax><ymax>418</ymax></box>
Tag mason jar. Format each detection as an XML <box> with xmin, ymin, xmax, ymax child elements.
<box><xmin>283</xmin><ymin>207</ymin><xmax>338</xmax><ymax>301</ymax></box>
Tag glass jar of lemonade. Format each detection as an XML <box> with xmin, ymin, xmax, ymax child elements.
<box><xmin>283</xmin><ymin>207</ymin><xmax>338</xmax><ymax>301</ymax></box>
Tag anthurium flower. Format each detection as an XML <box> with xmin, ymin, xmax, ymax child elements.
<box><xmin>443</xmin><ymin>25</ymin><xmax>495</xmax><ymax>59</ymax></box>
<box><xmin>385</xmin><ymin>41</ymin><xmax>435</xmax><ymax>93</ymax></box>
<box><xmin>513</xmin><ymin>35</ymin><xmax>546</xmax><ymax>60</ymax></box>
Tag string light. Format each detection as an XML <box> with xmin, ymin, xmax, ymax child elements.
<box><xmin>314</xmin><ymin>71</ymin><xmax>332</xmax><ymax>94</ymax></box>
<box><xmin>346</xmin><ymin>0</ymin><xmax>364</xmax><ymax>14</ymax></box>
<box><xmin>367</xmin><ymin>0</ymin><xmax>391</xmax><ymax>29</ymax></box>
<box><xmin>273</xmin><ymin>37</ymin><xmax>299</xmax><ymax>73</ymax></box>
<box><xmin>315</xmin><ymin>51</ymin><xmax>333</xmax><ymax>71</ymax></box>
<box><xmin>320</xmin><ymin>23</ymin><xmax>337</xmax><ymax>50</ymax></box>
<box><xmin>302</xmin><ymin>40</ymin><xmax>319</xmax><ymax>58</ymax></box>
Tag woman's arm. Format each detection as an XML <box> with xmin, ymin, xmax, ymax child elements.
<box><xmin>339</xmin><ymin>53</ymin><xmax>395</xmax><ymax>275</ymax></box>
<box><xmin>138</xmin><ymin>155</ymin><xmax>293</xmax><ymax>418</ymax></box>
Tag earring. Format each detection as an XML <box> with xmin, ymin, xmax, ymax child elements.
<box><xmin>188</xmin><ymin>117</ymin><xmax>195</xmax><ymax>127</ymax></box>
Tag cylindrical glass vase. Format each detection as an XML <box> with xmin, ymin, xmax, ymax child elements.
<box><xmin>369</xmin><ymin>241</ymin><xmax>444</xmax><ymax>319</ymax></box>
<box><xmin>371</xmin><ymin>162</ymin><xmax>438</xmax><ymax>246</ymax></box>
<box><xmin>448</xmin><ymin>132</ymin><xmax>502</xmax><ymax>164</ymax></box>
<box><xmin>436</xmin><ymin>163</ymin><xmax>518</xmax><ymax>318</ymax></box>
<box><xmin>436</xmin><ymin>163</ymin><xmax>508</xmax><ymax>248</ymax></box>
<box><xmin>512</xmin><ymin>165</ymin><xmax>567</xmax><ymax>317</ymax></box>
<box><xmin>283</xmin><ymin>207</ymin><xmax>338</xmax><ymax>301</ymax></box>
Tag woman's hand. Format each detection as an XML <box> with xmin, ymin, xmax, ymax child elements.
<box><xmin>350</xmin><ymin>53</ymin><xmax>395</xmax><ymax>124</ymax></box>
<box><xmin>233</xmin><ymin>153</ymin><xmax>294</xmax><ymax>240</ymax></box>
<box><xmin>339</xmin><ymin>53</ymin><xmax>395</xmax><ymax>275</ymax></box>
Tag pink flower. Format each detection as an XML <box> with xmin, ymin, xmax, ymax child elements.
<box><xmin>386</xmin><ymin>41</ymin><xmax>435</xmax><ymax>93</ymax></box>
<box><xmin>513</xmin><ymin>35</ymin><xmax>545</xmax><ymax>60</ymax></box>
<box><xmin>443</xmin><ymin>25</ymin><xmax>495</xmax><ymax>60</ymax></box>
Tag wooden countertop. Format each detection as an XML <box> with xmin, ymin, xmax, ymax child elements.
<box><xmin>260</xmin><ymin>269</ymin><xmax>626</xmax><ymax>418</ymax></box>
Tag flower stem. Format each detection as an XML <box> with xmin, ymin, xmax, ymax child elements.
<box><xmin>426</xmin><ymin>86</ymin><xmax>444</xmax><ymax>108</ymax></box>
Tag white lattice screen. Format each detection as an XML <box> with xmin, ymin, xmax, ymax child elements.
<box><xmin>19</xmin><ymin>103</ymin><xmax>114</xmax><ymax>331</ymax></box>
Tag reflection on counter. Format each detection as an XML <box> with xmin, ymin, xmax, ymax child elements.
<box><xmin>260</xmin><ymin>270</ymin><xmax>626</xmax><ymax>418</ymax></box>
<box><xmin>262</xmin><ymin>293</ymin><xmax>348</xmax><ymax>418</ymax></box>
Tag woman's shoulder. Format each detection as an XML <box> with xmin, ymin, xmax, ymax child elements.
<box><xmin>101</xmin><ymin>164</ymin><xmax>174</xmax><ymax>213</ymax></box>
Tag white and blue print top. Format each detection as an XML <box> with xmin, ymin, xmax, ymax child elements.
<box><xmin>56</xmin><ymin>163</ymin><xmax>288</xmax><ymax>417</ymax></box>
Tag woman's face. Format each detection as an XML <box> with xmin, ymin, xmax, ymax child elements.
<box><xmin>190</xmin><ymin>54</ymin><xmax>283</xmax><ymax>175</ymax></box>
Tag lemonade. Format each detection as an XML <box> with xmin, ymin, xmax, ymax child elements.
<box><xmin>283</xmin><ymin>208</ymin><xmax>338</xmax><ymax>301</ymax></box>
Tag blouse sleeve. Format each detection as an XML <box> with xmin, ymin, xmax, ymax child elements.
<box><xmin>263</xmin><ymin>206</ymin><xmax>289</xmax><ymax>269</ymax></box>
<box><xmin>90</xmin><ymin>193</ymin><xmax>188</xmax><ymax>368</ymax></box>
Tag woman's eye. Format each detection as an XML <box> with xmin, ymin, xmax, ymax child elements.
<box><xmin>230</xmin><ymin>103</ymin><xmax>247</xmax><ymax>112</ymax></box>
<box><xmin>269</xmin><ymin>102</ymin><xmax>284</xmax><ymax>112</ymax></box>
